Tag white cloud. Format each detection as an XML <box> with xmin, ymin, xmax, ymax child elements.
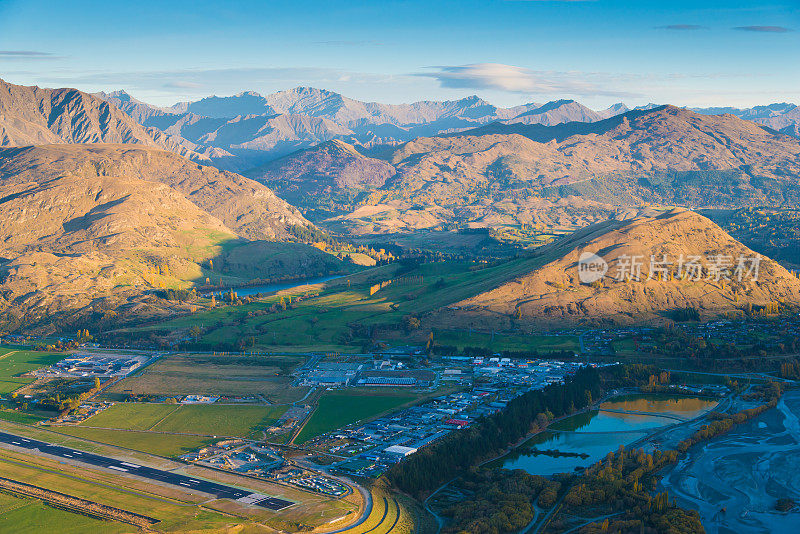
<box><xmin>164</xmin><ymin>80</ymin><xmax>203</xmax><ymax>89</ymax></box>
<box><xmin>0</xmin><ymin>50</ymin><xmax>64</xmax><ymax>61</ymax></box>
<box><xmin>418</xmin><ymin>63</ymin><xmax>636</xmax><ymax>97</ymax></box>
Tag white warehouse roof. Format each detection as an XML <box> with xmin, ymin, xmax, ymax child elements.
<box><xmin>384</xmin><ymin>445</ymin><xmax>417</xmax><ymax>456</ymax></box>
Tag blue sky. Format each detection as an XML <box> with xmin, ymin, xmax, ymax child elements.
<box><xmin>0</xmin><ymin>0</ymin><xmax>797</xmax><ymax>109</ymax></box>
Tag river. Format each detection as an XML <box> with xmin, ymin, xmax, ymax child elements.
<box><xmin>659</xmin><ymin>389</ymin><xmax>800</xmax><ymax>533</ymax></box>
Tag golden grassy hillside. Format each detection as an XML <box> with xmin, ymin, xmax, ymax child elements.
<box><xmin>437</xmin><ymin>208</ymin><xmax>800</xmax><ymax>327</ymax></box>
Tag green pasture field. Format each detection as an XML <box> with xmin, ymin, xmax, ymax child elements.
<box><xmin>0</xmin><ymin>493</ymin><xmax>128</xmax><ymax>534</ymax></box>
<box><xmin>611</xmin><ymin>338</ymin><xmax>638</xmax><ymax>357</ymax></box>
<box><xmin>0</xmin><ymin>406</ymin><xmax>47</xmax><ymax>425</ymax></box>
<box><xmin>122</xmin><ymin>256</ymin><xmax>558</xmax><ymax>353</ymax></box>
<box><xmin>81</xmin><ymin>403</ymin><xmax>288</xmax><ymax>438</ymax></box>
<box><xmin>52</xmin><ymin>426</ymin><xmax>214</xmax><ymax>457</ymax></box>
<box><xmin>294</xmin><ymin>390</ymin><xmax>418</xmax><ymax>445</ymax></box>
<box><xmin>432</xmin><ymin>330</ymin><xmax>579</xmax><ymax>353</ymax></box>
<box><xmin>79</xmin><ymin>403</ymin><xmax>178</xmax><ymax>430</ymax></box>
<box><xmin>0</xmin><ymin>348</ymin><xmax>63</xmax><ymax>394</ymax></box>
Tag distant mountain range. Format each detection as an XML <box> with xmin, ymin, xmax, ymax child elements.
<box><xmin>3</xmin><ymin>78</ymin><xmax>798</xmax><ymax>238</ymax></box>
<box><xmin>0</xmin><ymin>79</ymin><xmax>220</xmax><ymax>163</ymax></box>
<box><xmin>691</xmin><ymin>103</ymin><xmax>800</xmax><ymax>136</ymax></box>
<box><xmin>94</xmin><ymin>86</ymin><xmax>800</xmax><ymax>170</ymax></box>
<box><xmin>250</xmin><ymin>105</ymin><xmax>800</xmax><ymax>234</ymax></box>
<box><xmin>1</xmin><ymin>77</ymin><xmax>800</xmax><ymax>330</ymax></box>
<box><xmin>0</xmin><ymin>78</ymin><xmax>350</xmax><ymax>330</ymax></box>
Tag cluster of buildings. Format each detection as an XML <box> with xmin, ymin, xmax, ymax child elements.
<box><xmin>575</xmin><ymin>315</ymin><xmax>800</xmax><ymax>357</ymax></box>
<box><xmin>666</xmin><ymin>383</ymin><xmax>730</xmax><ymax>396</ymax></box>
<box><xmin>179</xmin><ymin>439</ymin><xmax>248</xmax><ymax>463</ymax></box>
<box><xmin>180</xmin><ymin>395</ymin><xmax>220</xmax><ymax>404</ymax></box>
<box><xmin>259</xmin><ymin>465</ymin><xmax>348</xmax><ymax>497</ymax></box>
<box><xmin>55</xmin><ymin>402</ymin><xmax>111</xmax><ymax>424</ymax></box>
<box><xmin>180</xmin><ymin>440</ymin><xmax>347</xmax><ymax>497</ymax></box>
<box><xmin>297</xmin><ymin>360</ymin><xmax>435</xmax><ymax>389</ymax></box>
<box><xmin>441</xmin><ymin>357</ymin><xmax>589</xmax><ymax>390</ymax></box>
<box><xmin>203</xmin><ymin>444</ymin><xmax>283</xmax><ymax>473</ymax></box>
<box><xmin>283</xmin><ymin>473</ymin><xmax>348</xmax><ymax>497</ymax></box>
<box><xmin>298</xmin><ymin>362</ymin><xmax>364</xmax><ymax>387</ymax></box>
<box><xmin>684</xmin><ymin>317</ymin><xmax>800</xmax><ymax>350</ymax></box>
<box><xmin>38</xmin><ymin>354</ymin><xmax>147</xmax><ymax>378</ymax></box>
<box><xmin>316</xmin><ymin>360</ymin><xmax>599</xmax><ymax>478</ymax></box>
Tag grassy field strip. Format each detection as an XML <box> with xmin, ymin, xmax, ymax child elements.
<box><xmin>0</xmin><ymin>419</ymin><xmax>329</xmax><ymax>512</ymax></box>
<box><xmin>0</xmin><ymin>475</ymin><xmax>158</xmax><ymax>529</ymax></box>
<box><xmin>0</xmin><ymin>419</ymin><xmax>184</xmax><ymax>469</ymax></box>
<box><xmin>341</xmin><ymin>495</ymin><xmax>387</xmax><ymax>533</ymax></box>
<box><xmin>0</xmin><ymin>451</ymin><xmax>205</xmax><ymax>506</ymax></box>
<box><xmin>0</xmin><ymin>427</ymin><xmax>340</xmax><ymax>510</ymax></box>
<box><xmin>0</xmin><ymin>408</ymin><xmax>46</xmax><ymax>425</ymax></box>
<box><xmin>0</xmin><ymin>441</ymin><xmax>362</xmax><ymax>532</ymax></box>
<box><xmin>0</xmin><ymin>493</ymin><xmax>129</xmax><ymax>534</ymax></box>
<box><xmin>79</xmin><ymin>403</ymin><xmax>288</xmax><ymax>439</ymax></box>
<box><xmin>363</xmin><ymin>499</ymin><xmax>398</xmax><ymax>534</ymax></box>
<box><xmin>54</xmin><ymin>426</ymin><xmax>214</xmax><ymax>457</ymax></box>
<box><xmin>0</xmin><ymin>450</ymin><xmax>243</xmax><ymax>532</ymax></box>
<box><xmin>0</xmin><ymin>446</ymin><xmax>346</xmax><ymax>532</ymax></box>
<box><xmin>144</xmin><ymin>404</ymin><xmax>182</xmax><ymax>431</ymax></box>
<box><xmin>79</xmin><ymin>403</ymin><xmax>178</xmax><ymax>431</ymax></box>
<box><xmin>150</xmin><ymin>404</ymin><xmax>288</xmax><ymax>437</ymax></box>
<box><xmin>66</xmin><ymin>425</ymin><xmax>222</xmax><ymax>437</ymax></box>
<box><xmin>294</xmin><ymin>392</ymin><xmax>419</xmax><ymax>444</ymax></box>
<box><xmin>433</xmin><ymin>330</ymin><xmax>579</xmax><ymax>352</ymax></box>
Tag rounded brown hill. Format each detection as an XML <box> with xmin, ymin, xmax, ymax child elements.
<box><xmin>440</xmin><ymin>208</ymin><xmax>800</xmax><ymax>327</ymax></box>
<box><xmin>0</xmin><ymin>144</ymin><xmax>312</xmax><ymax>240</ymax></box>
<box><xmin>0</xmin><ymin>144</ymin><xmax>334</xmax><ymax>332</ymax></box>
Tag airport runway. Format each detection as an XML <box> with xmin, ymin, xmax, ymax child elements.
<box><xmin>0</xmin><ymin>430</ymin><xmax>293</xmax><ymax>511</ymax></box>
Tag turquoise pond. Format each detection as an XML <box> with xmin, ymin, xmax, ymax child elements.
<box><xmin>496</xmin><ymin>394</ymin><xmax>718</xmax><ymax>475</ymax></box>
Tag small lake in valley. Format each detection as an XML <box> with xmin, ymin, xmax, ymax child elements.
<box><xmin>497</xmin><ymin>394</ymin><xmax>718</xmax><ymax>476</ymax></box>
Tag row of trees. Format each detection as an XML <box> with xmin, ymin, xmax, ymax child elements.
<box><xmin>5</xmin><ymin>377</ymin><xmax>102</xmax><ymax>414</ymax></box>
<box><xmin>637</xmin><ymin>325</ymin><xmax>800</xmax><ymax>372</ymax></box>
<box><xmin>554</xmin><ymin>446</ymin><xmax>704</xmax><ymax>534</ymax></box>
<box><xmin>440</xmin><ymin>469</ymin><xmax>560</xmax><ymax>534</ymax></box>
<box><xmin>159</xmin><ymin>288</ymin><xmax>197</xmax><ymax>302</ymax></box>
<box><xmin>677</xmin><ymin>382</ymin><xmax>784</xmax><ymax>453</ymax></box>
<box><xmin>779</xmin><ymin>359</ymin><xmax>800</xmax><ymax>379</ymax></box>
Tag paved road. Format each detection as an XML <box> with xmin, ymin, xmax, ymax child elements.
<box><xmin>0</xmin><ymin>431</ymin><xmax>293</xmax><ymax>511</ymax></box>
